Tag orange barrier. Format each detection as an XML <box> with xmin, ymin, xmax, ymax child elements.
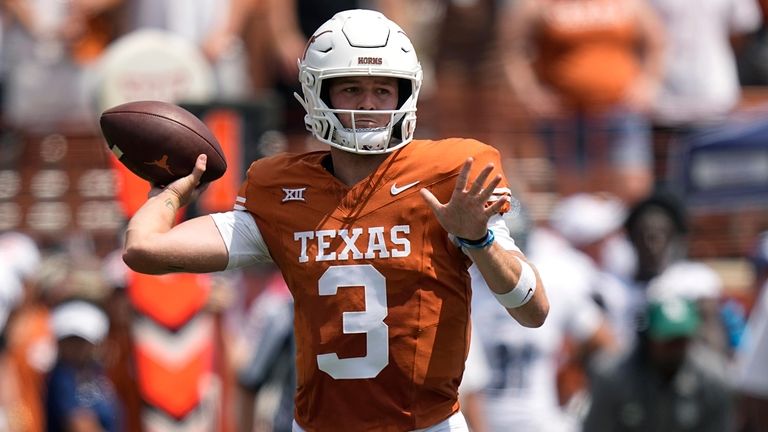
<box><xmin>198</xmin><ymin>108</ymin><xmax>243</xmax><ymax>214</ymax></box>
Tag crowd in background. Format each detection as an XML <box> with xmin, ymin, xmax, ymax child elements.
<box><xmin>1</xmin><ymin>0</ymin><xmax>768</xmax><ymax>431</ymax></box>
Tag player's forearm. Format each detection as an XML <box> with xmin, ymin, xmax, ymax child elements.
<box><xmin>123</xmin><ymin>190</ymin><xmax>183</xmax><ymax>273</ymax></box>
<box><xmin>124</xmin><ymin>191</ymin><xmax>230</xmax><ymax>274</ymax></box>
<box><xmin>467</xmin><ymin>245</ymin><xmax>548</xmax><ymax>327</ymax></box>
<box><xmin>126</xmin><ymin>190</ymin><xmax>181</xmax><ymax>240</ymax></box>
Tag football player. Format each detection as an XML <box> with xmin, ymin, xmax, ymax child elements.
<box><xmin>123</xmin><ymin>9</ymin><xmax>549</xmax><ymax>431</ymax></box>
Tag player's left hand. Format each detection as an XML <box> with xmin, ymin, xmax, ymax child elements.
<box><xmin>420</xmin><ymin>158</ymin><xmax>508</xmax><ymax>241</ymax></box>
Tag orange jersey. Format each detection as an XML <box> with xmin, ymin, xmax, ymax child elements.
<box><xmin>236</xmin><ymin>139</ymin><xmax>511</xmax><ymax>431</ymax></box>
<box><xmin>535</xmin><ymin>0</ymin><xmax>640</xmax><ymax>110</ymax></box>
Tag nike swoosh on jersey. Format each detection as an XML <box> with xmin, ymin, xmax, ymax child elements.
<box><xmin>390</xmin><ymin>180</ymin><xmax>420</xmax><ymax>196</ymax></box>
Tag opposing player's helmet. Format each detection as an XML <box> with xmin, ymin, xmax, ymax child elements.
<box><xmin>295</xmin><ymin>9</ymin><xmax>422</xmax><ymax>154</ymax></box>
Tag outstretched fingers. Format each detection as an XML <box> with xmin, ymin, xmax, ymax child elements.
<box><xmin>479</xmin><ymin>173</ymin><xmax>502</xmax><ymax>202</ymax></box>
<box><xmin>468</xmin><ymin>163</ymin><xmax>495</xmax><ymax>196</ymax></box>
<box><xmin>454</xmin><ymin>158</ymin><xmax>473</xmax><ymax>194</ymax></box>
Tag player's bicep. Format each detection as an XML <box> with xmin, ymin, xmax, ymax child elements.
<box><xmin>153</xmin><ymin>215</ymin><xmax>230</xmax><ymax>273</ymax></box>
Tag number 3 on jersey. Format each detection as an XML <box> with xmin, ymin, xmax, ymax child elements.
<box><xmin>317</xmin><ymin>264</ymin><xmax>389</xmax><ymax>379</ymax></box>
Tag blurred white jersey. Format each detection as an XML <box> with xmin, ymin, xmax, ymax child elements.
<box><xmin>733</xmin><ymin>283</ymin><xmax>768</xmax><ymax>398</ymax></box>
<box><xmin>131</xmin><ymin>0</ymin><xmax>228</xmax><ymax>44</ymax></box>
<box><xmin>529</xmin><ymin>227</ymin><xmax>643</xmax><ymax>354</ymax></box>
<box><xmin>471</xmin><ymin>244</ymin><xmax>604</xmax><ymax>432</ymax></box>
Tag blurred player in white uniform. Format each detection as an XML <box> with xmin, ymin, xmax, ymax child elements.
<box><xmin>471</xmin><ymin>214</ymin><xmax>615</xmax><ymax>432</ymax></box>
<box><xmin>732</xmin><ymin>232</ymin><xmax>768</xmax><ymax>430</ymax></box>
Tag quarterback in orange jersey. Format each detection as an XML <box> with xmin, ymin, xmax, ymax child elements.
<box><xmin>122</xmin><ymin>9</ymin><xmax>549</xmax><ymax>432</ymax></box>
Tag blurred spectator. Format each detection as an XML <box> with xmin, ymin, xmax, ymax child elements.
<box><xmin>500</xmin><ymin>0</ymin><xmax>665</xmax><ymax>203</ymax></box>
<box><xmin>648</xmin><ymin>0</ymin><xmax>762</xmax><ymax>186</ymax></box>
<box><xmin>0</xmin><ymin>264</ymin><xmax>24</xmax><ymax>431</ymax></box>
<box><xmin>459</xmin><ymin>324</ymin><xmax>491</xmax><ymax>432</ymax></box>
<box><xmin>646</xmin><ymin>261</ymin><xmax>731</xmax><ymax>360</ymax></box>
<box><xmin>0</xmin><ymin>232</ymin><xmax>52</xmax><ymax>432</ymax></box>
<box><xmin>472</xmin><ymin>251</ymin><xmax>615</xmax><ymax>432</ymax></box>
<box><xmin>0</xmin><ymin>232</ymin><xmax>41</xmax><ymax>283</ymax></box>
<box><xmin>748</xmin><ymin>231</ymin><xmax>768</xmax><ymax>298</ymax></box>
<box><xmin>0</xmin><ymin>264</ymin><xmax>23</xmax><ymax>344</ymax></box>
<box><xmin>101</xmin><ymin>249</ymin><xmax>143</xmax><ymax>432</ymax></box>
<box><xmin>732</xmin><ymin>231</ymin><xmax>768</xmax><ymax>431</ymax></box>
<box><xmin>624</xmin><ymin>190</ymin><xmax>688</xmax><ymax>285</ymax></box>
<box><xmin>625</xmin><ymin>190</ymin><xmax>733</xmax><ymax>358</ymax></box>
<box><xmin>470</xmin><ymin>203</ymin><xmax>616</xmax><ymax>432</ymax></box>
<box><xmin>428</xmin><ymin>0</ymin><xmax>503</xmax><ymax>144</ymax></box>
<box><xmin>543</xmin><ymin>193</ymin><xmax>642</xmax><ymax>353</ymax></box>
<box><xmin>121</xmin><ymin>0</ymin><xmax>255</xmax><ymax>101</ymax></box>
<box><xmin>3</xmin><ymin>235</ymin><xmax>121</xmax><ymax>432</ymax></box>
<box><xmin>648</xmin><ymin>0</ymin><xmax>761</xmax><ymax>128</ymax></box>
<box><xmin>45</xmin><ymin>300</ymin><xmax>121</xmax><ymax>432</ymax></box>
<box><xmin>737</xmin><ymin>0</ymin><xmax>768</xmax><ymax>85</ymax></box>
<box><xmin>234</xmin><ymin>267</ymin><xmax>295</xmax><ymax>432</ymax></box>
<box><xmin>583</xmin><ymin>298</ymin><xmax>733</xmax><ymax>432</ymax></box>
<box><xmin>0</xmin><ymin>0</ymin><xmax>124</xmax><ymax>130</ymax></box>
<box><xmin>547</xmin><ymin>192</ymin><xmax>638</xmax><ymax>282</ymax></box>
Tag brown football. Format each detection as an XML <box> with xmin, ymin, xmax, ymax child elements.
<box><xmin>100</xmin><ymin>100</ymin><xmax>227</xmax><ymax>186</ymax></box>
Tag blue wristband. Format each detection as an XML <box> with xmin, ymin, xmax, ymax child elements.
<box><xmin>457</xmin><ymin>230</ymin><xmax>495</xmax><ymax>249</ymax></box>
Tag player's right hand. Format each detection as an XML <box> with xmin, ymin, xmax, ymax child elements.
<box><xmin>149</xmin><ymin>154</ymin><xmax>208</xmax><ymax>207</ymax></box>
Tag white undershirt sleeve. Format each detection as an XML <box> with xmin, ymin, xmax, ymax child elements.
<box><xmin>467</xmin><ymin>214</ymin><xmax>522</xmax><ymax>293</ymax></box>
<box><xmin>486</xmin><ymin>214</ymin><xmax>520</xmax><ymax>252</ymax></box>
<box><xmin>210</xmin><ymin>210</ymin><xmax>273</xmax><ymax>269</ymax></box>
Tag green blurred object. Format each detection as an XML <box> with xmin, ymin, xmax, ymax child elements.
<box><xmin>647</xmin><ymin>299</ymin><xmax>700</xmax><ymax>340</ymax></box>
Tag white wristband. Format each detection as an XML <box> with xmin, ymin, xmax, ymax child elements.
<box><xmin>493</xmin><ymin>257</ymin><xmax>536</xmax><ymax>309</ymax></box>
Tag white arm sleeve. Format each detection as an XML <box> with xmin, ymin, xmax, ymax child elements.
<box><xmin>210</xmin><ymin>211</ymin><xmax>273</xmax><ymax>269</ymax></box>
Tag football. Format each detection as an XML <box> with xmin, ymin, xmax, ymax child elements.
<box><xmin>100</xmin><ymin>100</ymin><xmax>227</xmax><ymax>186</ymax></box>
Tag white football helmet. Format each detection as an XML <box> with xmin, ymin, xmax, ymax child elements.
<box><xmin>295</xmin><ymin>9</ymin><xmax>423</xmax><ymax>154</ymax></box>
